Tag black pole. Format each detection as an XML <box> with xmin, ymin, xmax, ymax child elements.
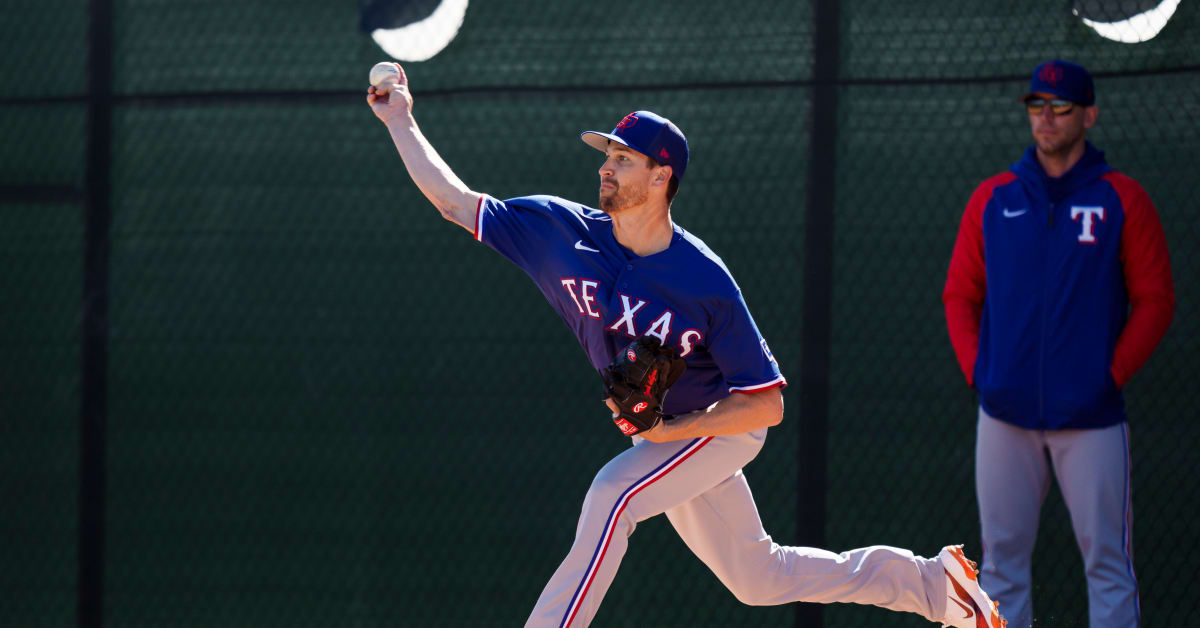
<box><xmin>796</xmin><ymin>0</ymin><xmax>839</xmax><ymax>626</ymax></box>
<box><xmin>79</xmin><ymin>0</ymin><xmax>113</xmax><ymax>625</ymax></box>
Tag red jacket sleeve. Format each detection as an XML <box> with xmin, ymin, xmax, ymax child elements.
<box><xmin>943</xmin><ymin>173</ymin><xmax>1013</xmax><ymax>386</ymax></box>
<box><xmin>1104</xmin><ymin>172</ymin><xmax>1175</xmax><ymax>388</ymax></box>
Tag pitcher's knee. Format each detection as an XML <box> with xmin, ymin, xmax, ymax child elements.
<box><xmin>727</xmin><ymin>584</ymin><xmax>776</xmax><ymax>607</ymax></box>
<box><xmin>578</xmin><ymin>476</ymin><xmax>640</xmax><ymax>534</ymax></box>
<box><xmin>582</xmin><ymin>475</ymin><xmax>623</xmax><ymax>511</ymax></box>
<box><xmin>721</xmin><ymin>557</ymin><xmax>787</xmax><ymax>606</ymax></box>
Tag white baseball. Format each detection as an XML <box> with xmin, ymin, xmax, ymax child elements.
<box><xmin>369</xmin><ymin>62</ymin><xmax>401</xmax><ymax>92</ymax></box>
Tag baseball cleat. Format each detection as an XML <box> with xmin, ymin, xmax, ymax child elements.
<box><xmin>938</xmin><ymin>545</ymin><xmax>1007</xmax><ymax>628</ymax></box>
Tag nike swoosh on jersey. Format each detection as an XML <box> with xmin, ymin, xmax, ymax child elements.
<box><xmin>575</xmin><ymin>240</ymin><xmax>601</xmax><ymax>253</ymax></box>
<box><xmin>1002</xmin><ymin>208</ymin><xmax>1029</xmax><ymax>218</ymax></box>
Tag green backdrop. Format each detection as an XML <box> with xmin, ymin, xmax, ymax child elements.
<box><xmin>2</xmin><ymin>1</ymin><xmax>1196</xmax><ymax>626</ymax></box>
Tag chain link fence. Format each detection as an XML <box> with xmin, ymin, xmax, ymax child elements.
<box><xmin>2</xmin><ymin>0</ymin><xmax>1196</xmax><ymax>626</ymax></box>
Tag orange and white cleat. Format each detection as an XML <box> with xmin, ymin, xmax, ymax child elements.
<box><xmin>937</xmin><ymin>545</ymin><xmax>1007</xmax><ymax>628</ymax></box>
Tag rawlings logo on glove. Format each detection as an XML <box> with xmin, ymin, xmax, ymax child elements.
<box><xmin>601</xmin><ymin>336</ymin><xmax>686</xmax><ymax>436</ymax></box>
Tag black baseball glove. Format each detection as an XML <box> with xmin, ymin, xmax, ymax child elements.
<box><xmin>601</xmin><ymin>336</ymin><xmax>686</xmax><ymax>436</ymax></box>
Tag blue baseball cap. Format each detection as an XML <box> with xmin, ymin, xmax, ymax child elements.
<box><xmin>581</xmin><ymin>111</ymin><xmax>689</xmax><ymax>181</ymax></box>
<box><xmin>1022</xmin><ymin>59</ymin><xmax>1095</xmax><ymax>106</ymax></box>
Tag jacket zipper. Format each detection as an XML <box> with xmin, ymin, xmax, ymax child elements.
<box><xmin>1039</xmin><ymin>201</ymin><xmax>1054</xmax><ymax>425</ymax></box>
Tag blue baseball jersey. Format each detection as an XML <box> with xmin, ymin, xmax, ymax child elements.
<box><xmin>473</xmin><ymin>194</ymin><xmax>785</xmax><ymax>416</ymax></box>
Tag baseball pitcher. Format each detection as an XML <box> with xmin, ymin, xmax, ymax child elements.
<box><xmin>368</xmin><ymin>62</ymin><xmax>1005</xmax><ymax>628</ymax></box>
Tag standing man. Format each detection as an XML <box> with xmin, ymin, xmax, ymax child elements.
<box><xmin>369</xmin><ymin>62</ymin><xmax>1005</xmax><ymax>628</ymax></box>
<box><xmin>943</xmin><ymin>59</ymin><xmax>1174</xmax><ymax>627</ymax></box>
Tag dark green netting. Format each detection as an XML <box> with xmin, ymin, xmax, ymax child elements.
<box><xmin>0</xmin><ymin>105</ymin><xmax>87</xmax><ymax>187</ymax></box>
<box><xmin>0</xmin><ymin>201</ymin><xmax>82</xmax><ymax>627</ymax></box>
<box><xmin>2</xmin><ymin>0</ymin><xmax>1196</xmax><ymax>625</ymax></box>
<box><xmin>0</xmin><ymin>0</ymin><xmax>88</xmax><ymax>99</ymax></box>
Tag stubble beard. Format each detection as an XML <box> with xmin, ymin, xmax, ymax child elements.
<box><xmin>599</xmin><ymin>182</ymin><xmax>648</xmax><ymax>214</ymax></box>
<box><xmin>1034</xmin><ymin>121</ymin><xmax>1086</xmax><ymax>158</ymax></box>
<box><xmin>1037</xmin><ymin>134</ymin><xmax>1080</xmax><ymax>157</ymax></box>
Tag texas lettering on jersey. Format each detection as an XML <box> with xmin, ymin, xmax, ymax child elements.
<box><xmin>475</xmin><ymin>194</ymin><xmax>786</xmax><ymax>415</ymax></box>
<box><xmin>560</xmin><ymin>279</ymin><xmax>704</xmax><ymax>357</ymax></box>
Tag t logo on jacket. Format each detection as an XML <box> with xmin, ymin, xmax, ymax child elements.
<box><xmin>1071</xmin><ymin>205</ymin><xmax>1105</xmax><ymax>244</ymax></box>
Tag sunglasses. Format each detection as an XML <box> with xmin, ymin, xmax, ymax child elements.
<box><xmin>1025</xmin><ymin>98</ymin><xmax>1075</xmax><ymax>116</ymax></box>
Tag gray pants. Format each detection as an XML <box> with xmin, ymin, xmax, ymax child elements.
<box><xmin>526</xmin><ymin>428</ymin><xmax>946</xmax><ymax>627</ymax></box>
<box><xmin>976</xmin><ymin>408</ymin><xmax>1139</xmax><ymax>627</ymax></box>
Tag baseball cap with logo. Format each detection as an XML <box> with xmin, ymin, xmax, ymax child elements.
<box><xmin>1022</xmin><ymin>59</ymin><xmax>1095</xmax><ymax>106</ymax></box>
<box><xmin>580</xmin><ymin>111</ymin><xmax>689</xmax><ymax>181</ymax></box>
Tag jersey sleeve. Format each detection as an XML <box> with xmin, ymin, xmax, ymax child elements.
<box><xmin>1105</xmin><ymin>173</ymin><xmax>1175</xmax><ymax>388</ymax></box>
<box><xmin>707</xmin><ymin>291</ymin><xmax>786</xmax><ymax>394</ymax></box>
<box><xmin>473</xmin><ymin>194</ymin><xmax>557</xmax><ymax>274</ymax></box>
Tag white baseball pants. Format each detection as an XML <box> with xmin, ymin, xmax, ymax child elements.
<box><xmin>525</xmin><ymin>428</ymin><xmax>947</xmax><ymax>627</ymax></box>
<box><xmin>976</xmin><ymin>407</ymin><xmax>1139</xmax><ymax>627</ymax></box>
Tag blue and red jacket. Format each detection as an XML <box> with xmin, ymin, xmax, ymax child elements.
<box><xmin>943</xmin><ymin>142</ymin><xmax>1174</xmax><ymax>430</ymax></box>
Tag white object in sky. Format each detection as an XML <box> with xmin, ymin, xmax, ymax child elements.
<box><xmin>1078</xmin><ymin>0</ymin><xmax>1179</xmax><ymax>43</ymax></box>
<box><xmin>371</xmin><ymin>0</ymin><xmax>469</xmax><ymax>62</ymax></box>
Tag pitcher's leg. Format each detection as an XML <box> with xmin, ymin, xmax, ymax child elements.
<box><xmin>526</xmin><ymin>431</ymin><xmax>764</xmax><ymax>628</ymax></box>
<box><xmin>665</xmin><ymin>470</ymin><xmax>944</xmax><ymax>619</ymax></box>
<box><xmin>1046</xmin><ymin>423</ymin><xmax>1139</xmax><ymax>627</ymax></box>
<box><xmin>977</xmin><ymin>407</ymin><xmax>1050</xmax><ymax>628</ymax></box>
